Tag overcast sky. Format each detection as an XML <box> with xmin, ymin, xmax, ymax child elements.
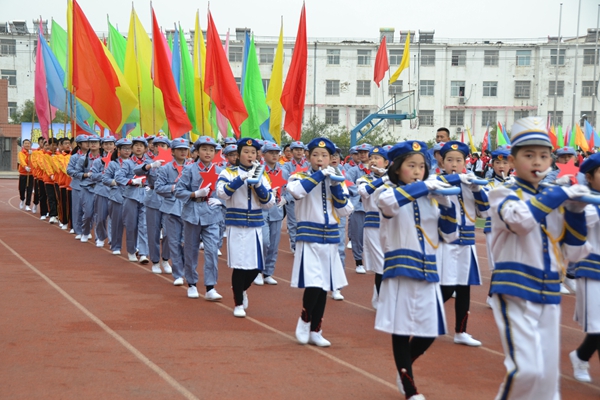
<box><xmin>3</xmin><ymin>0</ymin><xmax>599</xmax><ymax>40</ymax></box>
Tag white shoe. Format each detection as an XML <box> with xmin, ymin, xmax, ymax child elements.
<box><xmin>295</xmin><ymin>317</ymin><xmax>311</xmax><ymax>344</ymax></box>
<box><xmin>356</xmin><ymin>265</ymin><xmax>366</xmax><ymax>274</ymax></box>
<box><xmin>32</xmin><ymin>205</ymin><xmax>37</xmax><ymax>213</ymax></box>
<box><xmin>371</xmin><ymin>285</ymin><xmax>379</xmax><ymax>309</ymax></box>
<box><xmin>486</xmin><ymin>296</ymin><xmax>493</xmax><ymax>309</ymax></box>
<box><xmin>80</xmin><ymin>235</ymin><xmax>88</xmax><ymax>243</ymax></box>
<box><xmin>127</xmin><ymin>253</ymin><xmax>138</xmax><ymax>262</ymax></box>
<box><xmin>40</xmin><ymin>215</ymin><xmax>47</xmax><ymax>220</ymax></box>
<box><xmin>187</xmin><ymin>286</ymin><xmax>199</xmax><ymax>299</ymax></box>
<box><xmin>87</xmin><ymin>234</ymin><xmax>92</xmax><ymax>240</ymax></box>
<box><xmin>452</xmin><ymin>291</ymin><xmax>456</xmax><ymax>298</ymax></box>
<box><xmin>95</xmin><ymin>239</ymin><xmax>104</xmax><ymax>247</ymax></box>
<box><xmin>69</xmin><ymin>229</ymin><xmax>75</xmax><ymax>234</ymax></box>
<box><xmin>199</xmin><ymin>242</ymin><xmax>204</xmax><ymax>250</ymax></box>
<box><xmin>49</xmin><ymin>216</ymin><xmax>58</xmax><ymax>224</ymax></box>
<box><xmin>332</xmin><ymin>290</ymin><xmax>344</xmax><ymax>301</ymax></box>
<box><xmin>139</xmin><ymin>256</ymin><xmax>149</xmax><ymax>264</ymax></box>
<box><xmin>408</xmin><ymin>395</ymin><xmax>426</xmax><ymax>400</ymax></box>
<box><xmin>173</xmin><ymin>277</ymin><xmax>184</xmax><ymax>286</ymax></box>
<box><xmin>61</xmin><ymin>224</ymin><xmax>67</xmax><ymax>230</ymax></box>
<box><xmin>223</xmin><ymin>231</ymin><xmax>227</xmax><ymax>238</ymax></box>
<box><xmin>218</xmin><ymin>249</ymin><xmax>222</xmax><ymax>256</ymax></box>
<box><xmin>233</xmin><ymin>305</ymin><xmax>246</xmax><ymax>318</ymax></box>
<box><xmin>19</xmin><ymin>200</ymin><xmax>24</xmax><ymax>209</ymax></box>
<box><xmin>254</xmin><ymin>274</ymin><xmax>264</xmax><ymax>286</ymax></box>
<box><xmin>243</xmin><ymin>291</ymin><xmax>248</xmax><ymax>310</ymax></box>
<box><xmin>151</xmin><ymin>264</ymin><xmax>162</xmax><ymax>274</ymax></box>
<box><xmin>75</xmin><ymin>234</ymin><xmax>82</xmax><ymax>240</ymax></box>
<box><xmin>570</xmin><ymin>350</ymin><xmax>592</xmax><ymax>382</ymax></box>
<box><xmin>25</xmin><ymin>206</ymin><xmax>31</xmax><ymax>211</ymax></box>
<box><xmin>112</xmin><ymin>250</ymin><xmax>121</xmax><ymax>255</ymax></box>
<box><xmin>560</xmin><ymin>283</ymin><xmax>570</xmax><ymax>294</ymax></box>
<box><xmin>454</xmin><ymin>332</ymin><xmax>482</xmax><ymax>347</ymax></box>
<box><xmin>161</xmin><ymin>260</ymin><xmax>172</xmax><ymax>274</ymax></box>
<box><xmin>264</xmin><ymin>276</ymin><xmax>278</xmax><ymax>285</ymax></box>
<box><xmin>564</xmin><ymin>277</ymin><xmax>577</xmax><ymax>293</ymax></box>
<box><xmin>308</xmin><ymin>331</ymin><xmax>331</xmax><ymax>347</ymax></box>
<box><xmin>205</xmin><ymin>288</ymin><xmax>223</xmax><ymax>301</ymax></box>
<box><xmin>346</xmin><ymin>241</ymin><xmax>352</xmax><ymax>249</ymax></box>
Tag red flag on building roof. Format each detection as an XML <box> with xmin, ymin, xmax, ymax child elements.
<box><xmin>373</xmin><ymin>36</ymin><xmax>389</xmax><ymax>88</ymax></box>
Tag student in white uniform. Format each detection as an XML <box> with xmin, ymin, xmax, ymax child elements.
<box><xmin>288</xmin><ymin>138</ymin><xmax>354</xmax><ymax>347</ymax></box>
<box><xmin>280</xmin><ymin>141</ymin><xmax>309</xmax><ymax>253</ymax></box>
<box><xmin>436</xmin><ymin>141</ymin><xmax>489</xmax><ymax>346</ymax></box>
<box><xmin>569</xmin><ymin>153</ymin><xmax>600</xmax><ymax>383</ymax></box>
<box><xmin>487</xmin><ymin>116</ymin><xmax>591</xmax><ymax>400</ymax></box>
<box><xmin>376</xmin><ymin>140</ymin><xmax>458</xmax><ymax>400</ymax></box>
<box><xmin>357</xmin><ymin>146</ymin><xmax>390</xmax><ymax>308</ymax></box>
<box><xmin>217</xmin><ymin>138</ymin><xmax>275</xmax><ymax>318</ymax></box>
<box><xmin>331</xmin><ymin>146</ymin><xmax>347</xmax><ymax>301</ymax></box>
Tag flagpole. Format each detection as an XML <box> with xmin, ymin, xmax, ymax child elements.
<box><xmin>177</xmin><ymin>22</ymin><xmax>187</xmax><ymax>134</ymax></box>
<box><xmin>553</xmin><ymin>3</ymin><xmax>563</xmax><ymax>127</ymax></box>
<box><xmin>591</xmin><ymin>4</ymin><xmax>599</xmax><ymax>131</ymax></box>
<box><xmin>150</xmin><ymin>1</ymin><xmax>156</xmax><ymax>136</ymax></box>
<box><xmin>196</xmin><ymin>10</ymin><xmax>207</xmax><ymax>136</ymax></box>
<box><xmin>131</xmin><ymin>3</ymin><xmax>144</xmax><ymax>137</ymax></box>
<box><xmin>571</xmin><ymin>0</ymin><xmax>582</xmax><ymax>130</ymax></box>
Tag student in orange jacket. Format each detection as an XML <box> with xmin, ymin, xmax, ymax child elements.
<box><xmin>40</xmin><ymin>138</ymin><xmax>60</xmax><ymax>224</ymax></box>
<box><xmin>18</xmin><ymin>139</ymin><xmax>34</xmax><ymax>211</ymax></box>
<box><xmin>31</xmin><ymin>139</ymin><xmax>48</xmax><ymax>219</ymax></box>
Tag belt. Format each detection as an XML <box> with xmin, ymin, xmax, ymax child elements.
<box><xmin>193</xmin><ymin>197</ymin><xmax>207</xmax><ymax>202</ymax></box>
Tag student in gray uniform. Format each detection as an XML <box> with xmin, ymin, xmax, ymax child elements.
<box><xmin>75</xmin><ymin>135</ymin><xmax>102</xmax><ymax>243</ymax></box>
<box><xmin>331</xmin><ymin>146</ymin><xmax>346</xmax><ymax>300</ymax></box>
<box><xmin>136</xmin><ymin>136</ymin><xmax>172</xmax><ymax>274</ymax></box>
<box><xmin>175</xmin><ymin>136</ymin><xmax>224</xmax><ymax>301</ymax></box>
<box><xmin>280</xmin><ymin>141</ymin><xmax>309</xmax><ymax>253</ymax></box>
<box><xmin>66</xmin><ymin>134</ymin><xmax>90</xmax><ymax>238</ymax></box>
<box><xmin>115</xmin><ymin>137</ymin><xmax>151</xmax><ymax>264</ymax></box>
<box><xmin>155</xmin><ymin>137</ymin><xmax>190</xmax><ymax>286</ymax></box>
<box><xmin>90</xmin><ymin>136</ymin><xmax>115</xmax><ymax>248</ymax></box>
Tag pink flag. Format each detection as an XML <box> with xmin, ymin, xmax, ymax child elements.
<box><xmin>215</xmin><ymin>30</ymin><xmax>230</xmax><ymax>138</ymax></box>
<box><xmin>34</xmin><ymin>22</ymin><xmax>55</xmax><ymax>139</ymax></box>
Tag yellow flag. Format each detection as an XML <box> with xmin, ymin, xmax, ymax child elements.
<box><xmin>266</xmin><ymin>22</ymin><xmax>284</xmax><ymax>144</ymax></box>
<box><xmin>466</xmin><ymin>127</ymin><xmax>477</xmax><ymax>154</ymax></box>
<box><xmin>575</xmin><ymin>123</ymin><xmax>590</xmax><ymax>152</ymax></box>
<box><xmin>389</xmin><ymin>32</ymin><xmax>410</xmax><ymax>84</ymax></box>
<box><xmin>124</xmin><ymin>8</ymin><xmax>166</xmax><ymax>136</ymax></box>
<box><xmin>193</xmin><ymin>11</ymin><xmax>211</xmax><ymax>141</ymax></box>
<box><xmin>102</xmin><ymin>43</ymin><xmax>138</xmax><ymax>132</ymax></box>
<box><xmin>66</xmin><ymin>0</ymin><xmax>73</xmax><ymax>89</ymax></box>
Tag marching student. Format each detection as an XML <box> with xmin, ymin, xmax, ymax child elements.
<box><xmin>55</xmin><ymin>138</ymin><xmax>72</xmax><ymax>230</ymax></box>
<box><xmin>67</xmin><ymin>135</ymin><xmax>90</xmax><ymax>237</ymax></box>
<box><xmin>357</xmin><ymin>146</ymin><xmax>390</xmax><ymax>308</ymax></box>
<box><xmin>76</xmin><ymin>136</ymin><xmax>102</xmax><ymax>243</ymax></box>
<box><xmin>216</xmin><ymin>138</ymin><xmax>275</xmax><ymax>317</ymax></box>
<box><xmin>90</xmin><ymin>136</ymin><xmax>115</xmax><ymax>247</ymax></box>
<box><xmin>331</xmin><ymin>146</ymin><xmax>346</xmax><ymax>301</ymax></box>
<box><xmin>18</xmin><ymin>139</ymin><xmax>34</xmax><ymax>211</ymax></box>
<box><xmin>288</xmin><ymin>138</ymin><xmax>353</xmax><ymax>346</ymax></box>
<box><xmin>175</xmin><ymin>136</ymin><xmax>225</xmax><ymax>302</ymax></box>
<box><xmin>137</xmin><ymin>136</ymin><xmax>171</xmax><ymax>274</ymax></box>
<box><xmin>30</xmin><ymin>138</ymin><xmax>46</xmax><ymax>215</ymax></box>
<box><xmin>487</xmin><ymin>117</ymin><xmax>591</xmax><ymax>400</ymax></box>
<box><xmin>222</xmin><ymin>144</ymin><xmax>239</xmax><ymax>167</ymax></box>
<box><xmin>376</xmin><ymin>140</ymin><xmax>458</xmax><ymax>400</ymax></box>
<box><xmin>254</xmin><ymin>141</ymin><xmax>284</xmax><ymax>286</ymax></box>
<box><xmin>281</xmin><ymin>141</ymin><xmax>309</xmax><ymax>253</ymax></box>
<box><xmin>569</xmin><ymin>153</ymin><xmax>600</xmax><ymax>383</ymax></box>
<box><xmin>156</xmin><ymin>138</ymin><xmax>190</xmax><ymax>286</ymax></box>
<box><xmin>40</xmin><ymin>138</ymin><xmax>60</xmax><ymax>225</ymax></box>
<box><xmin>542</xmin><ymin>146</ymin><xmax>578</xmax><ymax>184</ymax></box>
<box><xmin>102</xmin><ymin>139</ymin><xmax>132</xmax><ymax>255</ymax></box>
<box><xmin>280</xmin><ymin>143</ymin><xmax>292</xmax><ymax>165</ymax></box>
<box><xmin>343</xmin><ymin>146</ymin><xmax>359</xmax><ymax>172</ymax></box>
<box><xmin>436</xmin><ymin>141</ymin><xmax>489</xmax><ymax>347</ymax></box>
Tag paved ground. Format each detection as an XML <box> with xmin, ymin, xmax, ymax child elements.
<box><xmin>0</xmin><ymin>179</ymin><xmax>598</xmax><ymax>399</ymax></box>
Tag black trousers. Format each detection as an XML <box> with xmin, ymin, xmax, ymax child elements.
<box><xmin>301</xmin><ymin>287</ymin><xmax>328</xmax><ymax>331</ymax></box>
<box><xmin>44</xmin><ymin>183</ymin><xmax>58</xmax><ymax>218</ymax></box>
<box><xmin>577</xmin><ymin>333</ymin><xmax>600</xmax><ymax>362</ymax></box>
<box><xmin>231</xmin><ymin>269</ymin><xmax>260</xmax><ymax>306</ymax></box>
<box><xmin>392</xmin><ymin>334</ymin><xmax>436</xmax><ymax>398</ymax></box>
<box><xmin>18</xmin><ymin>175</ymin><xmax>34</xmax><ymax>205</ymax></box>
<box><xmin>37</xmin><ymin>180</ymin><xmax>48</xmax><ymax>216</ymax></box>
<box><xmin>60</xmin><ymin>188</ymin><xmax>69</xmax><ymax>225</ymax></box>
<box><xmin>441</xmin><ymin>285</ymin><xmax>471</xmax><ymax>333</ymax></box>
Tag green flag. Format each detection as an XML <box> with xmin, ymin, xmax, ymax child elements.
<box><xmin>50</xmin><ymin>20</ymin><xmax>68</xmax><ymax>76</ymax></box>
<box><xmin>179</xmin><ymin>27</ymin><xmax>197</xmax><ymax>134</ymax></box>
<box><xmin>569</xmin><ymin>125</ymin><xmax>576</xmax><ymax>148</ymax></box>
<box><xmin>240</xmin><ymin>35</ymin><xmax>269</xmax><ymax>139</ymax></box>
<box><xmin>557</xmin><ymin>125</ymin><xmax>564</xmax><ymax>148</ymax></box>
<box><xmin>107</xmin><ymin>20</ymin><xmax>127</xmax><ymax>73</ymax></box>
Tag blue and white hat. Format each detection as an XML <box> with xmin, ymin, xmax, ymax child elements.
<box><xmin>349</xmin><ymin>146</ymin><xmax>358</xmax><ymax>155</ymax></box>
<box><xmin>223</xmin><ymin>144</ymin><xmax>238</xmax><ymax>155</ymax></box>
<box><xmin>432</xmin><ymin>141</ymin><xmax>446</xmax><ymax>153</ymax></box>
<box><xmin>75</xmin><ymin>134</ymin><xmax>89</xmax><ymax>144</ymax></box>
<box><xmin>116</xmin><ymin>138</ymin><xmax>133</xmax><ymax>147</ymax></box>
<box><xmin>388</xmin><ymin>141</ymin><xmax>428</xmax><ymax>162</ymax></box>
<box><xmin>262</xmin><ymin>141</ymin><xmax>282</xmax><ymax>152</ymax></box>
<box><xmin>356</xmin><ymin>143</ymin><xmax>374</xmax><ymax>152</ymax></box>
<box><xmin>369</xmin><ymin>146</ymin><xmax>388</xmax><ymax>160</ymax></box>
<box><xmin>223</xmin><ymin>137</ymin><xmax>237</xmax><ymax>145</ymax></box>
<box><xmin>556</xmin><ymin>146</ymin><xmax>577</xmax><ymax>156</ymax></box>
<box><xmin>307</xmin><ymin>137</ymin><xmax>336</xmax><ymax>155</ymax></box>
<box><xmin>580</xmin><ymin>153</ymin><xmax>600</xmax><ymax>175</ymax></box>
<box><xmin>153</xmin><ymin>136</ymin><xmax>171</xmax><ymax>147</ymax></box>
<box><xmin>170</xmin><ymin>138</ymin><xmax>189</xmax><ymax>149</ymax></box>
<box><xmin>145</xmin><ymin>135</ymin><xmax>156</xmax><ymax>142</ymax></box>
<box><xmin>334</xmin><ymin>145</ymin><xmax>342</xmax><ymax>155</ymax></box>
<box><xmin>491</xmin><ymin>148</ymin><xmax>510</xmax><ymax>160</ymax></box>
<box><xmin>101</xmin><ymin>136</ymin><xmax>116</xmax><ymax>143</ymax></box>
<box><xmin>87</xmin><ymin>135</ymin><xmax>101</xmax><ymax>142</ymax></box>
<box><xmin>194</xmin><ymin>136</ymin><xmax>219</xmax><ymax>148</ymax></box>
<box><xmin>132</xmin><ymin>137</ymin><xmax>148</xmax><ymax>146</ymax></box>
<box><xmin>510</xmin><ymin>116</ymin><xmax>552</xmax><ymax>148</ymax></box>
<box><xmin>236</xmin><ymin>137</ymin><xmax>262</xmax><ymax>151</ymax></box>
<box><xmin>289</xmin><ymin>141</ymin><xmax>305</xmax><ymax>150</ymax></box>
<box><xmin>440</xmin><ymin>141</ymin><xmax>470</xmax><ymax>157</ymax></box>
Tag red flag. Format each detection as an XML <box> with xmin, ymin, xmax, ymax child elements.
<box><xmin>590</xmin><ymin>132</ymin><xmax>595</xmax><ymax>149</ymax></box>
<box><xmin>152</xmin><ymin>9</ymin><xmax>192</xmax><ymax>139</ymax></box>
<box><xmin>373</xmin><ymin>37</ymin><xmax>389</xmax><ymax>88</ymax></box>
<box><xmin>281</xmin><ymin>5</ymin><xmax>307</xmax><ymax>141</ymax></box>
<box><xmin>548</xmin><ymin>126</ymin><xmax>558</xmax><ymax>150</ymax></box>
<box><xmin>481</xmin><ymin>128</ymin><xmax>489</xmax><ymax>153</ymax></box>
<box><xmin>204</xmin><ymin>12</ymin><xmax>248</xmax><ymax>135</ymax></box>
<box><xmin>72</xmin><ymin>0</ymin><xmax>122</xmax><ymax>132</ymax></box>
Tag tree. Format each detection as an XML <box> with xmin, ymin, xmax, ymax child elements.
<box><xmin>10</xmin><ymin>99</ymin><xmax>70</xmax><ymax>124</ymax></box>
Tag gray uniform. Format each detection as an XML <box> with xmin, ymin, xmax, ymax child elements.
<box><xmin>66</xmin><ymin>152</ymin><xmax>84</xmax><ymax>234</ymax></box>
<box><xmin>90</xmin><ymin>157</ymin><xmax>111</xmax><ymax>244</ymax></box>
<box><xmin>345</xmin><ymin>163</ymin><xmax>369</xmax><ymax>264</ymax></box>
<box><xmin>76</xmin><ymin>152</ymin><xmax>100</xmax><ymax>237</ymax></box>
<box><xmin>102</xmin><ymin>158</ymin><xmax>126</xmax><ymax>252</ymax></box>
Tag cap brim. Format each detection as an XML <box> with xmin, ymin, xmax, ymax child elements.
<box><xmin>513</xmin><ymin>139</ymin><xmax>553</xmax><ymax>148</ymax></box>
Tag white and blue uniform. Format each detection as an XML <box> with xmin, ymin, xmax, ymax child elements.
<box><xmin>357</xmin><ymin>173</ymin><xmax>387</xmax><ymax>274</ymax></box>
<box><xmin>281</xmin><ymin>156</ymin><xmax>309</xmax><ymax>252</ymax></box>
<box><xmin>262</xmin><ymin>164</ymin><xmax>285</xmax><ymax>278</ymax></box>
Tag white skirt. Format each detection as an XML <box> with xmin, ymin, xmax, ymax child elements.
<box><xmin>291</xmin><ymin>242</ymin><xmax>348</xmax><ymax>291</ymax></box>
<box><xmin>438</xmin><ymin>243</ymin><xmax>481</xmax><ymax>286</ymax></box>
<box><xmin>375</xmin><ymin>276</ymin><xmax>447</xmax><ymax>337</ymax></box>
<box><xmin>226</xmin><ymin>226</ymin><xmax>265</xmax><ymax>270</ymax></box>
<box><xmin>575</xmin><ymin>278</ymin><xmax>600</xmax><ymax>333</ymax></box>
<box><xmin>364</xmin><ymin>227</ymin><xmax>384</xmax><ymax>274</ymax></box>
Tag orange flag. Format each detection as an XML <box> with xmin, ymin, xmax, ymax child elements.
<box><xmin>71</xmin><ymin>0</ymin><xmax>122</xmax><ymax>132</ymax></box>
<box><xmin>575</xmin><ymin>123</ymin><xmax>590</xmax><ymax>152</ymax></box>
<box><xmin>373</xmin><ymin>36</ymin><xmax>389</xmax><ymax>87</ymax></box>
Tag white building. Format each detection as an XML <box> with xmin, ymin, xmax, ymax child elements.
<box><xmin>1</xmin><ymin>21</ymin><xmax>599</xmax><ymax>144</ymax></box>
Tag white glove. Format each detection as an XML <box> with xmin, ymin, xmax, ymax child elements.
<box><xmin>468</xmin><ymin>183</ymin><xmax>482</xmax><ymax>192</ymax></box>
<box><xmin>25</xmin><ymin>166</ymin><xmax>31</xmax><ymax>172</ymax></box>
<box><xmin>131</xmin><ymin>177</ymin><xmax>144</xmax><ymax>186</ymax></box>
<box><xmin>459</xmin><ymin>174</ymin><xmax>475</xmax><ymax>185</ymax></box>
<box><xmin>424</xmin><ymin>180</ymin><xmax>452</xmax><ymax>191</ymax></box>
<box><xmin>238</xmin><ymin>169</ymin><xmax>249</xmax><ymax>181</ymax></box>
<box><xmin>555</xmin><ymin>175</ymin><xmax>573</xmax><ymax>186</ymax></box>
<box><xmin>145</xmin><ymin>186</ymin><xmax>151</xmax><ymax>192</ymax></box>
<box><xmin>50</xmin><ymin>174</ymin><xmax>55</xmax><ymax>181</ymax></box>
<box><xmin>111</xmin><ymin>180</ymin><xmax>117</xmax><ymax>186</ymax></box>
<box><xmin>430</xmin><ymin>194</ymin><xmax>452</xmax><ymax>208</ymax></box>
<box><xmin>194</xmin><ymin>183</ymin><xmax>212</xmax><ymax>198</ymax></box>
<box><xmin>247</xmin><ymin>161</ymin><xmax>260</xmax><ymax>179</ymax></box>
<box><xmin>321</xmin><ymin>166</ymin><xmax>335</xmax><ymax>177</ymax></box>
<box><xmin>371</xmin><ymin>166</ymin><xmax>386</xmax><ymax>175</ymax></box>
<box><xmin>563</xmin><ymin>184</ymin><xmax>591</xmax><ymax>200</ymax></box>
<box><xmin>208</xmin><ymin>197</ymin><xmax>221</xmax><ymax>207</ymax></box>
<box><xmin>564</xmin><ymin>200</ymin><xmax>588</xmax><ymax>213</ymax></box>
<box><xmin>277</xmin><ymin>197</ymin><xmax>287</xmax><ymax>208</ymax></box>
<box><xmin>150</xmin><ymin>160</ymin><xmax>163</xmax><ymax>169</ymax></box>
<box><xmin>382</xmin><ymin>175</ymin><xmax>390</xmax><ymax>183</ymax></box>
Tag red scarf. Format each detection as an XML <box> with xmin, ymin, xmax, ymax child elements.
<box><xmin>359</xmin><ymin>163</ymin><xmax>371</xmax><ymax>175</ymax></box>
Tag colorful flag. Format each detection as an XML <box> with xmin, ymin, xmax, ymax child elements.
<box><xmin>390</xmin><ymin>32</ymin><xmax>410</xmax><ymax>84</ymax></box>
<box><xmin>373</xmin><ymin>36</ymin><xmax>389</xmax><ymax>88</ymax></box>
<box><xmin>481</xmin><ymin>125</ymin><xmax>489</xmax><ymax>153</ymax></box>
<box><xmin>240</xmin><ymin>34</ymin><xmax>270</xmax><ymax>139</ymax></box>
<box><xmin>193</xmin><ymin>12</ymin><xmax>212</xmax><ymax>138</ymax></box>
<box><xmin>204</xmin><ymin>11</ymin><xmax>248</xmax><ymax>136</ymax></box>
<box><xmin>548</xmin><ymin>124</ymin><xmax>558</xmax><ymax>150</ymax></box>
<box><xmin>215</xmin><ymin>30</ymin><xmax>232</xmax><ymax>138</ymax></box>
<box><xmin>265</xmin><ymin>21</ymin><xmax>284</xmax><ymax>144</ymax></box>
<box><xmin>171</xmin><ymin>26</ymin><xmax>181</xmax><ymax>94</ymax></box>
<box><xmin>178</xmin><ymin>24</ymin><xmax>197</xmax><ymax>134</ymax></box>
<box><xmin>107</xmin><ymin>19</ymin><xmax>126</xmax><ymax>72</ymax></box>
<box><xmin>575</xmin><ymin>123</ymin><xmax>590</xmax><ymax>152</ymax></box>
<box><xmin>35</xmin><ymin>24</ymin><xmax>54</xmax><ymax>139</ymax></box>
<box><xmin>466</xmin><ymin>127</ymin><xmax>477</xmax><ymax>153</ymax></box>
<box><xmin>568</xmin><ymin>125</ymin><xmax>576</xmax><ymax>148</ymax></box>
<box><xmin>50</xmin><ymin>20</ymin><xmax>68</xmax><ymax>74</ymax></box>
<box><xmin>557</xmin><ymin>125</ymin><xmax>564</xmax><ymax>148</ymax></box>
<box><xmin>497</xmin><ymin>121</ymin><xmax>507</xmax><ymax>146</ymax></box>
<box><xmin>281</xmin><ymin>4</ymin><xmax>307</xmax><ymax>141</ymax></box>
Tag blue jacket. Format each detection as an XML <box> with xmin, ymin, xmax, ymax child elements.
<box><xmin>115</xmin><ymin>155</ymin><xmax>149</xmax><ymax>203</ymax></box>
<box><xmin>155</xmin><ymin>161</ymin><xmax>185</xmax><ymax>217</ymax></box>
<box><xmin>66</xmin><ymin>152</ymin><xmax>83</xmax><ymax>190</ymax></box>
<box><xmin>102</xmin><ymin>158</ymin><xmax>126</xmax><ymax>204</ymax></box>
<box><xmin>90</xmin><ymin>157</ymin><xmax>110</xmax><ymax>198</ymax></box>
<box><xmin>174</xmin><ymin>162</ymin><xmax>224</xmax><ymax>226</ymax></box>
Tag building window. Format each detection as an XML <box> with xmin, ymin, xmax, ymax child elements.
<box><xmin>356</xmin><ymin>109</ymin><xmax>370</xmax><ymax>125</ymax></box>
<box><xmin>482</xmin><ymin>111</ymin><xmax>497</xmax><ymax>127</ymax></box>
<box><xmin>450</xmin><ymin>110</ymin><xmax>465</xmax><ymax>126</ymax></box>
<box><xmin>357</xmin><ymin>80</ymin><xmax>371</xmax><ymax>96</ymax></box>
<box><xmin>1</xmin><ymin>69</ymin><xmax>16</xmax><ymax>86</ymax></box>
<box><xmin>0</xmin><ymin>39</ymin><xmax>16</xmax><ymax>56</ymax></box>
<box><xmin>419</xmin><ymin>80</ymin><xmax>434</xmax><ymax>96</ymax></box>
<box><xmin>418</xmin><ymin>110</ymin><xmax>434</xmax><ymax>126</ymax></box>
<box><xmin>450</xmin><ymin>81</ymin><xmax>465</xmax><ymax>97</ymax></box>
<box><xmin>514</xmin><ymin>110</ymin><xmax>530</xmax><ymax>120</ymax></box>
<box><xmin>389</xmin><ymin>50</ymin><xmax>403</xmax><ymax>65</ymax></box>
<box><xmin>451</xmin><ymin>50</ymin><xmax>466</xmax><ymax>66</ymax></box>
<box><xmin>229</xmin><ymin>46</ymin><xmax>243</xmax><ymax>62</ymax></box>
<box><xmin>483</xmin><ymin>81</ymin><xmax>498</xmax><ymax>97</ymax></box>
<box><xmin>548</xmin><ymin>80</ymin><xmax>564</xmax><ymax>97</ymax></box>
<box><xmin>357</xmin><ymin>49</ymin><xmax>371</xmax><ymax>65</ymax></box>
<box><xmin>484</xmin><ymin>50</ymin><xmax>499</xmax><ymax>66</ymax></box>
<box><xmin>327</xmin><ymin>49</ymin><xmax>340</xmax><ymax>65</ymax></box>
<box><xmin>548</xmin><ymin>111</ymin><xmax>564</xmax><ymax>126</ymax></box>
<box><xmin>421</xmin><ymin>50</ymin><xmax>435</xmax><ymax>66</ymax></box>
<box><xmin>581</xmin><ymin>112</ymin><xmax>597</xmax><ymax>126</ymax></box>
<box><xmin>388</xmin><ymin>80</ymin><xmax>403</xmax><ymax>96</ymax></box>
<box><xmin>262</xmin><ymin>79</ymin><xmax>270</xmax><ymax>93</ymax></box>
<box><xmin>326</xmin><ymin>80</ymin><xmax>340</xmax><ymax>96</ymax></box>
<box><xmin>514</xmin><ymin>81</ymin><xmax>531</xmax><ymax>98</ymax></box>
<box><xmin>235</xmin><ymin>77</ymin><xmax>241</xmax><ymax>92</ymax></box>
<box><xmin>516</xmin><ymin>50</ymin><xmax>531</xmax><ymax>66</ymax></box>
<box><xmin>8</xmin><ymin>101</ymin><xmax>17</xmax><ymax>121</ymax></box>
<box><xmin>582</xmin><ymin>81</ymin><xmax>598</xmax><ymax>97</ymax></box>
<box><xmin>550</xmin><ymin>49</ymin><xmax>566</xmax><ymax>65</ymax></box>
<box><xmin>325</xmin><ymin>109</ymin><xmax>339</xmax><ymax>125</ymax></box>
<box><xmin>259</xmin><ymin>48</ymin><xmax>274</xmax><ymax>64</ymax></box>
<box><xmin>584</xmin><ymin>49</ymin><xmax>599</xmax><ymax>65</ymax></box>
